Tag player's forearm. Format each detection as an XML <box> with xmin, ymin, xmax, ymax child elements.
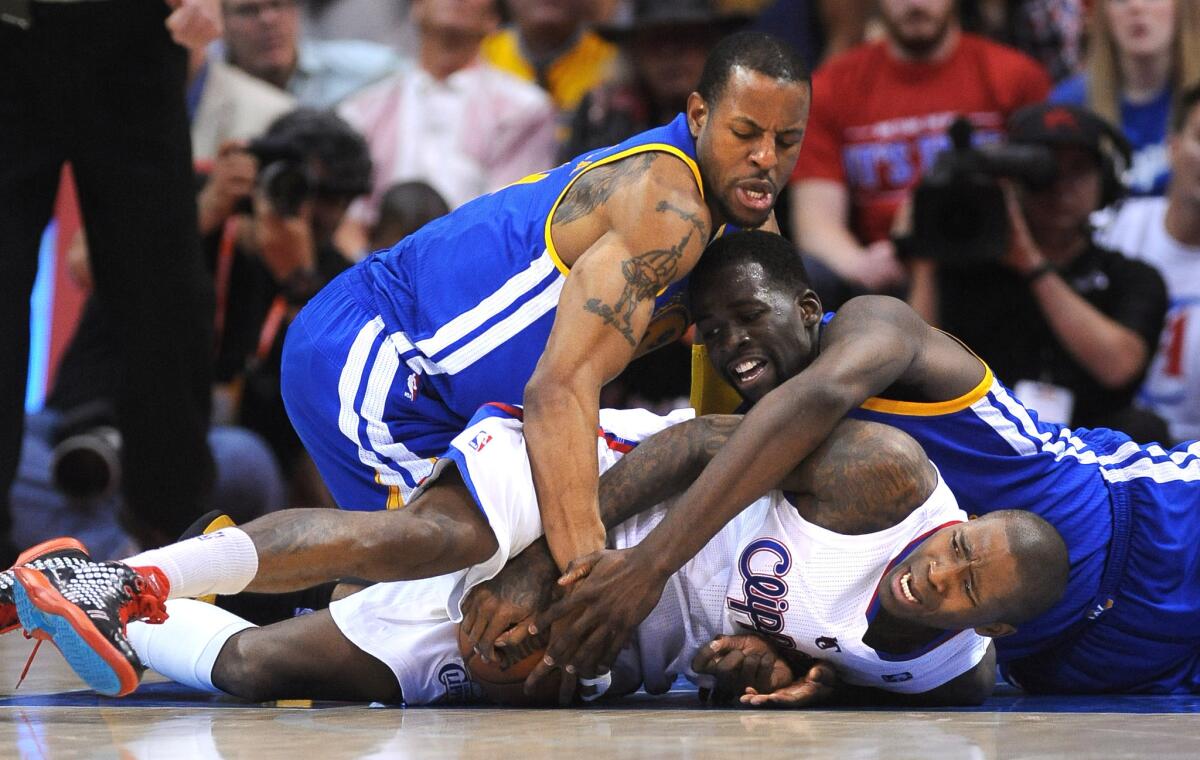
<box><xmin>1030</xmin><ymin>273</ymin><xmax>1148</xmax><ymax>388</ymax></box>
<box><xmin>597</xmin><ymin>414</ymin><xmax>741</xmax><ymax>527</ymax></box>
<box><xmin>635</xmin><ymin>376</ymin><xmax>852</xmax><ymax>578</ymax></box>
<box><xmin>524</xmin><ymin>379</ymin><xmax>607</xmax><ymax>571</ymax></box>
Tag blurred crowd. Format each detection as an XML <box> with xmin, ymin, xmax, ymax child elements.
<box><xmin>5</xmin><ymin>0</ymin><xmax>1200</xmax><ymax>558</ymax></box>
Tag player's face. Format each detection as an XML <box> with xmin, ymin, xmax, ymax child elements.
<box><xmin>692</xmin><ymin>262</ymin><xmax>821</xmax><ymax>404</ymax></box>
<box><xmin>879</xmin><ymin>517</ymin><xmax>1022</xmax><ymax>631</ymax></box>
<box><xmin>1170</xmin><ymin>102</ymin><xmax>1200</xmax><ymax>205</ymax></box>
<box><xmin>878</xmin><ymin>0</ymin><xmax>957</xmax><ymax>57</ymax></box>
<box><xmin>1105</xmin><ymin>0</ymin><xmax>1176</xmax><ymax>60</ymax></box>
<box><xmin>690</xmin><ymin>68</ymin><xmax>810</xmax><ymax>229</ymax></box>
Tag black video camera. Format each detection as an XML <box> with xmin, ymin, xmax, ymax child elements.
<box><xmin>243</xmin><ymin>135</ymin><xmax>314</xmax><ymax>218</ymax></box>
<box><xmin>907</xmin><ymin>117</ymin><xmax>1055</xmax><ymax>266</ymax></box>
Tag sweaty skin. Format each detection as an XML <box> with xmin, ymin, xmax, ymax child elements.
<box><xmin>531</xmin><ymin>287</ymin><xmax>987</xmax><ymax>680</ymax></box>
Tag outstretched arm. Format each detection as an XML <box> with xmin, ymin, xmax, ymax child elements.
<box><xmin>524</xmin><ymin>155</ymin><xmax>709</xmax><ymax>571</ymax></box>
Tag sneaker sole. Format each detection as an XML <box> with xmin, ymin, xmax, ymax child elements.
<box><xmin>1</xmin><ymin>537</ymin><xmax>92</xmax><ymax>636</ymax></box>
<box><xmin>11</xmin><ymin>567</ymin><xmax>138</xmax><ymax>697</ymax></box>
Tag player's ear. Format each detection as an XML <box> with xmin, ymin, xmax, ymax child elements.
<box><xmin>975</xmin><ymin>622</ymin><xmax>1016</xmax><ymax>638</ymax></box>
<box><xmin>687</xmin><ymin>92</ymin><xmax>708</xmax><ymax>138</ymax></box>
<box><xmin>798</xmin><ymin>288</ymin><xmax>822</xmax><ymax>326</ymax></box>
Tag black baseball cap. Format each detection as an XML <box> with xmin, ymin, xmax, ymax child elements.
<box><xmin>1006</xmin><ymin>103</ymin><xmax>1131</xmax><ymax>166</ymax></box>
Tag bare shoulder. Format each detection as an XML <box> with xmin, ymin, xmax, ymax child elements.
<box><xmin>554</xmin><ymin>151</ymin><xmax>708</xmax><ymax>233</ymax></box>
<box><xmin>785</xmin><ymin>419</ymin><xmax>937</xmax><ymax>535</ymax></box>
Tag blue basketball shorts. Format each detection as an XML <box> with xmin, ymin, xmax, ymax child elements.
<box><xmin>1003</xmin><ymin>440</ymin><xmax>1200</xmax><ymax>693</ymax></box>
<box><xmin>281</xmin><ymin>271</ymin><xmax>467</xmax><ymax>510</ymax></box>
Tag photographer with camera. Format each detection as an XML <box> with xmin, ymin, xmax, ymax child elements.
<box><xmin>787</xmin><ymin>0</ymin><xmax>1049</xmax><ymax>304</ymax></box>
<box><xmin>11</xmin><ymin>108</ymin><xmax>373</xmax><ymax>554</ymax></box>
<box><xmin>198</xmin><ymin>107</ymin><xmax>373</xmax><ymax>506</ymax></box>
<box><xmin>906</xmin><ymin>103</ymin><xmax>1169</xmax><ymax>439</ymax></box>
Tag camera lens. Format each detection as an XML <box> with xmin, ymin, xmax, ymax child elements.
<box><xmin>51</xmin><ymin>426</ymin><xmax>122</xmax><ymax>500</ymax></box>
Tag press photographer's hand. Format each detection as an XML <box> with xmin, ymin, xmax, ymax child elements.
<box><xmin>198</xmin><ymin>141</ymin><xmax>257</xmax><ymax>235</ymax></box>
<box><xmin>1000</xmin><ymin>181</ymin><xmax>1048</xmax><ymax>277</ymax></box>
<box><xmin>252</xmin><ymin>190</ymin><xmax>316</xmax><ymax>284</ymax></box>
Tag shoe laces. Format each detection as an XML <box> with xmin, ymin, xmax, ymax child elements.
<box><xmin>121</xmin><ymin>567</ymin><xmax>169</xmax><ymax>628</ymax></box>
<box><xmin>14</xmin><ymin>638</ymin><xmax>43</xmax><ymax>691</ymax></box>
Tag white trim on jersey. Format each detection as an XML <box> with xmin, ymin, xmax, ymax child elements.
<box><xmin>338</xmin><ymin>316</ymin><xmax>436</xmax><ymax>491</ymax></box>
<box><xmin>378</xmin><ymin>251</ymin><xmax>564</xmax><ymax>378</ymax></box>
<box><xmin>976</xmin><ymin>381</ymin><xmax>1199</xmax><ymax>483</ymax></box>
<box><xmin>415</xmin><ymin>253</ymin><xmax>559</xmax><ymax>357</ymax></box>
<box><xmin>433</xmin><ymin>276</ymin><xmax>565</xmax><ymax>375</ymax></box>
<box><xmin>1101</xmin><ymin>441</ymin><xmax>1200</xmax><ymax>485</ymax></box>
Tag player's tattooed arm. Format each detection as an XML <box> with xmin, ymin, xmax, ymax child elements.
<box><xmin>584</xmin><ymin>200</ymin><xmax>709</xmax><ymax>346</ymax></box>
<box><xmin>777</xmin><ymin>420</ymin><xmax>938</xmax><ymax>535</ymax></box>
<box><xmin>554</xmin><ymin>153</ymin><xmax>657</xmax><ymax>225</ymax></box>
<box><xmin>598</xmin><ymin>414</ymin><xmax>740</xmax><ymax>524</ymax></box>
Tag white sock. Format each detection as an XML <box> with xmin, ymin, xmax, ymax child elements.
<box><xmin>123</xmin><ymin>527</ymin><xmax>259</xmax><ymax>600</ymax></box>
<box><xmin>127</xmin><ymin>599</ymin><xmax>255</xmax><ymax>694</ymax></box>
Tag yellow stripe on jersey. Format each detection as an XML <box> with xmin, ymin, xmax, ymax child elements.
<box><xmin>690</xmin><ymin>343</ymin><xmax>743</xmax><ymax>415</ymax></box>
<box><xmin>860</xmin><ymin>363</ymin><xmax>994</xmax><ymax>416</ymax></box>
<box><xmin>375</xmin><ymin>471</ymin><xmax>404</xmax><ymax>510</ymax></box>
<box><xmin>543</xmin><ymin>144</ymin><xmax>705</xmax><ymax>276</ymax></box>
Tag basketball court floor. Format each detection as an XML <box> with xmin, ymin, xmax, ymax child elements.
<box><xmin>2</xmin><ymin>636</ymin><xmax>1198</xmax><ymax>758</ymax></box>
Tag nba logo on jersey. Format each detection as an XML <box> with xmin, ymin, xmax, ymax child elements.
<box><xmin>404</xmin><ymin>371</ymin><xmax>421</xmax><ymax>401</ymax></box>
<box><xmin>468</xmin><ymin>431</ymin><xmax>493</xmax><ymax>452</ymax></box>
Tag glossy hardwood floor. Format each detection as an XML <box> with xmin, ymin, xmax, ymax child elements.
<box><xmin>2</xmin><ymin>635</ymin><xmax>1198</xmax><ymax>759</ymax></box>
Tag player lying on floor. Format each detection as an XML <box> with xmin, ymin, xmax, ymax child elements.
<box><xmin>5</xmin><ymin>405</ymin><xmax>1066</xmax><ymax>707</ymax></box>
<box><xmin>531</xmin><ymin>229</ymin><xmax>1200</xmax><ymax>696</ymax></box>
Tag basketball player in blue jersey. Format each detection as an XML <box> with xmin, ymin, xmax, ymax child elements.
<box><xmin>535</xmin><ymin>229</ymin><xmax>1200</xmax><ymax>695</ymax></box>
<box><xmin>280</xmin><ymin>30</ymin><xmax>810</xmax><ymax>575</ymax></box>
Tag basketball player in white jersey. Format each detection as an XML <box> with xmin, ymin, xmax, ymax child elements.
<box><xmin>112</xmin><ymin>409</ymin><xmax>1065</xmax><ymax>707</ymax></box>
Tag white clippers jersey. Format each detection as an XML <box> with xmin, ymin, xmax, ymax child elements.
<box><xmin>722</xmin><ymin>471</ymin><xmax>991</xmax><ymax>694</ymax></box>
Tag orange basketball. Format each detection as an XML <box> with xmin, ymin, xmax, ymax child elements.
<box><xmin>456</xmin><ymin>625</ymin><xmax>562</xmax><ymax>706</ymax></box>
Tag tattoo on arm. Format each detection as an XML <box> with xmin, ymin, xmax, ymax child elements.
<box><xmin>554</xmin><ymin>153</ymin><xmax>658</xmax><ymax>225</ymax></box>
<box><xmin>791</xmin><ymin>421</ymin><xmax>937</xmax><ymax>534</ymax></box>
<box><xmin>598</xmin><ymin>415</ymin><xmax>740</xmax><ymax>526</ymax></box>
<box><xmin>584</xmin><ymin>200</ymin><xmax>709</xmax><ymax>346</ymax></box>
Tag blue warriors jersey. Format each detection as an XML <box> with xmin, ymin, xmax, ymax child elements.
<box><xmin>344</xmin><ymin>113</ymin><xmax>705</xmax><ymax>425</ymax></box>
<box><xmin>848</xmin><ymin>363</ymin><xmax>1200</xmax><ymax>665</ymax></box>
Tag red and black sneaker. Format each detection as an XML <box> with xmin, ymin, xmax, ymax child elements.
<box><xmin>11</xmin><ymin>558</ymin><xmax>168</xmax><ymax>697</ymax></box>
<box><xmin>0</xmin><ymin>537</ymin><xmax>91</xmax><ymax>634</ymax></box>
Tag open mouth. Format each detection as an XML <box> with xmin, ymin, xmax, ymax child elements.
<box><xmin>734</xmin><ymin>182</ymin><xmax>774</xmax><ymax>213</ymax></box>
<box><xmin>895</xmin><ymin>568</ymin><xmax>922</xmax><ymax>607</ymax></box>
<box><xmin>728</xmin><ymin>357</ymin><xmax>768</xmax><ymax>387</ymax></box>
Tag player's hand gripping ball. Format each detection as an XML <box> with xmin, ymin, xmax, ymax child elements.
<box><xmin>457</xmin><ymin>626</ymin><xmax>563</xmax><ymax>706</ymax></box>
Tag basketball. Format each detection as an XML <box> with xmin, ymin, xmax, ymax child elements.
<box><xmin>456</xmin><ymin>626</ymin><xmax>562</xmax><ymax>706</ymax></box>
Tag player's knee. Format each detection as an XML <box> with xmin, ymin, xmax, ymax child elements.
<box><xmin>211</xmin><ymin>630</ymin><xmax>289</xmax><ymax>702</ymax></box>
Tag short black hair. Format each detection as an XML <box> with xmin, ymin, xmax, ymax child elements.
<box><xmin>689</xmin><ymin>230</ymin><xmax>811</xmax><ymax>303</ymax></box>
<box><xmin>264</xmin><ymin>107</ymin><xmax>373</xmax><ymax>198</ymax></box>
<box><xmin>375</xmin><ymin>181</ymin><xmax>450</xmax><ymax>239</ymax></box>
<box><xmin>991</xmin><ymin>510</ymin><xmax>1069</xmax><ymax>624</ymax></box>
<box><xmin>1172</xmin><ymin>81</ymin><xmax>1200</xmax><ymax>134</ymax></box>
<box><xmin>696</xmin><ymin>31</ymin><xmax>810</xmax><ymax>106</ymax></box>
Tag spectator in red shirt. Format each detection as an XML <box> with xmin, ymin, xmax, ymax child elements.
<box><xmin>789</xmin><ymin>0</ymin><xmax>1050</xmax><ymax>301</ymax></box>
